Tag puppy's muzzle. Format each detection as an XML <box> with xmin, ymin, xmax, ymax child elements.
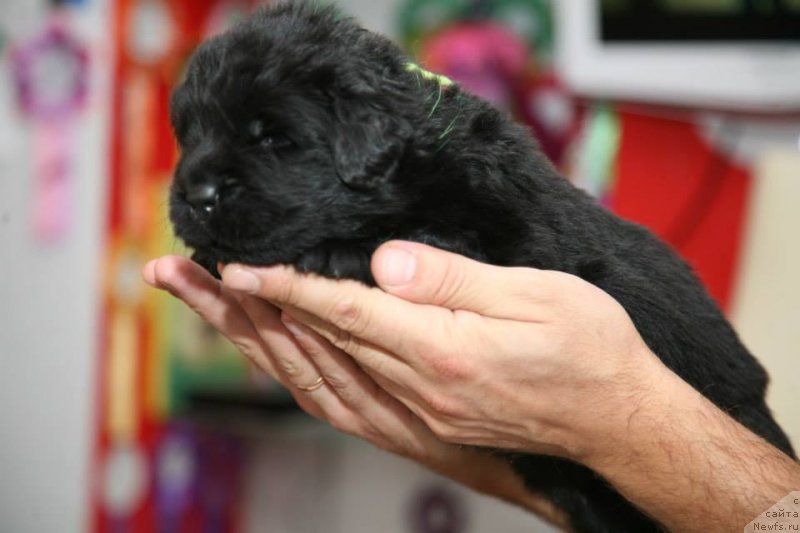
<box><xmin>186</xmin><ymin>182</ymin><xmax>220</xmax><ymax>215</ymax></box>
<box><xmin>177</xmin><ymin>168</ymin><xmax>239</xmax><ymax>219</ymax></box>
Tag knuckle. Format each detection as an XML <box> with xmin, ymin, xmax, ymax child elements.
<box><xmin>421</xmin><ymin>391</ymin><xmax>461</xmax><ymax>419</ymax></box>
<box><xmin>231</xmin><ymin>340</ymin><xmax>255</xmax><ymax>358</ymax></box>
<box><xmin>426</xmin><ymin>418</ymin><xmax>459</xmax><ymax>443</ymax></box>
<box><xmin>278</xmin><ymin>281</ymin><xmax>296</xmax><ymax>306</ymax></box>
<box><xmin>427</xmin><ymin>354</ymin><xmax>473</xmax><ymax>382</ymax></box>
<box><xmin>276</xmin><ymin>357</ymin><xmax>302</xmax><ymax>378</ymax></box>
<box><xmin>290</xmin><ymin>333</ymin><xmax>315</xmax><ymax>355</ymax></box>
<box><xmin>322</xmin><ymin>372</ymin><xmax>349</xmax><ymax>393</ymax></box>
<box><xmin>431</xmin><ymin>260</ymin><xmax>468</xmax><ymax>306</ymax></box>
<box><xmin>417</xmin><ymin>339</ymin><xmax>447</xmax><ymax>365</ymax></box>
<box><xmin>291</xmin><ymin>328</ymin><xmax>322</xmax><ymax>356</ymax></box>
<box><xmin>329</xmin><ymin>326</ymin><xmax>358</xmax><ymax>355</ymax></box>
<box><xmin>272</xmin><ymin>271</ymin><xmax>301</xmax><ymax>307</ymax></box>
<box><xmin>419</xmin><ymin>336</ymin><xmax>474</xmax><ymax>383</ymax></box>
<box><xmin>358</xmin><ymin>421</ymin><xmax>383</xmax><ymax>442</ymax></box>
<box><xmin>329</xmin><ymin>296</ymin><xmax>368</xmax><ymax>336</ymax></box>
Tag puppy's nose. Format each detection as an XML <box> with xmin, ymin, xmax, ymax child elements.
<box><xmin>186</xmin><ymin>183</ymin><xmax>220</xmax><ymax>215</ymax></box>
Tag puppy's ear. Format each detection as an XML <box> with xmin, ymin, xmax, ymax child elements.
<box><xmin>332</xmin><ymin>105</ymin><xmax>410</xmax><ymax>190</ymax></box>
<box><xmin>329</xmin><ymin>68</ymin><xmax>413</xmax><ymax>190</ymax></box>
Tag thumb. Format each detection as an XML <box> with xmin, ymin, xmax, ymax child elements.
<box><xmin>371</xmin><ymin>241</ymin><xmax>546</xmax><ymax>317</ymax></box>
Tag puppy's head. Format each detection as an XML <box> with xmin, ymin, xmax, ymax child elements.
<box><xmin>169</xmin><ymin>3</ymin><xmax>425</xmax><ymax>271</ymax></box>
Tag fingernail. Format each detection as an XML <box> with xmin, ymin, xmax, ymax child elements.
<box><xmin>282</xmin><ymin>314</ymin><xmax>305</xmax><ymax>338</ymax></box>
<box><xmin>223</xmin><ymin>266</ymin><xmax>260</xmax><ymax>293</ymax></box>
<box><xmin>378</xmin><ymin>246</ymin><xmax>416</xmax><ymax>286</ymax></box>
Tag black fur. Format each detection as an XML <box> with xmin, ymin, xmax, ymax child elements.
<box><xmin>169</xmin><ymin>3</ymin><xmax>795</xmax><ymax>531</ymax></box>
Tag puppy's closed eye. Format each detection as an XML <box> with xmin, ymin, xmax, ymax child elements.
<box><xmin>247</xmin><ymin>119</ymin><xmax>294</xmax><ymax>149</ymax></box>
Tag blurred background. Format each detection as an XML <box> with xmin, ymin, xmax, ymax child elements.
<box><xmin>0</xmin><ymin>0</ymin><xmax>798</xmax><ymax>531</ymax></box>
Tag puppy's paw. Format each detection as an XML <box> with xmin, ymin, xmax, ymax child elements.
<box><xmin>295</xmin><ymin>242</ymin><xmax>375</xmax><ymax>285</ymax></box>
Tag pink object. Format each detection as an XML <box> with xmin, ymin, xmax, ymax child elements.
<box><xmin>33</xmin><ymin>121</ymin><xmax>75</xmax><ymax>241</ymax></box>
<box><xmin>514</xmin><ymin>70</ymin><xmax>581</xmax><ymax>166</ymax></box>
<box><xmin>11</xmin><ymin>20</ymin><xmax>88</xmax><ymax>243</ymax></box>
<box><xmin>420</xmin><ymin>22</ymin><xmax>530</xmax><ymax>107</ymax></box>
<box><xmin>11</xmin><ymin>23</ymin><xmax>89</xmax><ymax>119</ymax></box>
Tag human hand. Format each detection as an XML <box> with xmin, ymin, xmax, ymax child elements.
<box><xmin>141</xmin><ymin>255</ymin><xmax>565</xmax><ymax>525</ymax></box>
<box><xmin>219</xmin><ymin>241</ymin><xmax>671</xmax><ymax>466</ymax></box>
<box><xmin>142</xmin><ymin>255</ymin><xmax>441</xmax><ymax>455</ymax></box>
<box><xmin>226</xmin><ymin>242</ymin><xmax>798</xmax><ymax>533</ymax></box>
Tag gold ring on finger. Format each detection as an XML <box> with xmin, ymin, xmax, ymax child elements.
<box><xmin>296</xmin><ymin>376</ymin><xmax>325</xmax><ymax>392</ymax></box>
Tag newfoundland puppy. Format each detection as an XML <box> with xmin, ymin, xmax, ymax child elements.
<box><xmin>169</xmin><ymin>3</ymin><xmax>794</xmax><ymax>531</ymax></box>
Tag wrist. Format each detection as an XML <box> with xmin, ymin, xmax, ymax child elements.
<box><xmin>548</xmin><ymin>343</ymin><xmax>676</xmax><ymax>469</ymax></box>
<box><xmin>582</xmin><ymin>347</ymin><xmax>682</xmax><ymax>473</ymax></box>
<box><xmin>578</xmin><ymin>351</ymin><xmax>800</xmax><ymax>532</ymax></box>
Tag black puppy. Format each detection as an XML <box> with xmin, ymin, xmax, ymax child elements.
<box><xmin>169</xmin><ymin>3</ymin><xmax>795</xmax><ymax>531</ymax></box>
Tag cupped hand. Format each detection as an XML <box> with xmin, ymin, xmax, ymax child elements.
<box><xmin>142</xmin><ymin>255</ymin><xmax>435</xmax><ymax>456</ymax></box>
<box><xmin>141</xmin><ymin>255</ymin><xmax>565</xmax><ymax>525</ymax></box>
<box><xmin>218</xmin><ymin>241</ymin><xmax>671</xmax><ymax>465</ymax></box>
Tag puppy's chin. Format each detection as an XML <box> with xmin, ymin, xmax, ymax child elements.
<box><xmin>171</xmin><ymin>203</ymin><xmax>285</xmax><ymax>277</ymax></box>
<box><xmin>185</xmin><ymin>235</ymin><xmax>312</xmax><ymax>280</ymax></box>
<box><xmin>188</xmin><ymin>244</ymin><xmax>282</xmax><ymax>279</ymax></box>
<box><xmin>190</xmin><ymin>249</ymin><xmax>221</xmax><ymax>279</ymax></box>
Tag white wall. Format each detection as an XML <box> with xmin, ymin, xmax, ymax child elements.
<box><xmin>0</xmin><ymin>1</ymin><xmax>112</xmax><ymax>532</ymax></box>
<box><xmin>732</xmin><ymin>149</ymin><xmax>800</xmax><ymax>448</ymax></box>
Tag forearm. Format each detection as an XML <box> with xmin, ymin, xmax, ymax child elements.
<box><xmin>589</xmin><ymin>362</ymin><xmax>800</xmax><ymax>532</ymax></box>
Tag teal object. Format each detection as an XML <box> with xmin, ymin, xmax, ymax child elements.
<box><xmin>398</xmin><ymin>0</ymin><xmax>553</xmax><ymax>58</ymax></box>
<box><xmin>398</xmin><ymin>0</ymin><xmax>469</xmax><ymax>52</ymax></box>
<box><xmin>570</xmin><ymin>104</ymin><xmax>621</xmax><ymax>201</ymax></box>
<box><xmin>489</xmin><ymin>0</ymin><xmax>554</xmax><ymax>56</ymax></box>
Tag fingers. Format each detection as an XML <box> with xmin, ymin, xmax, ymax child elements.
<box><xmin>280</xmin><ymin>306</ymin><xmax>419</xmax><ymax>391</ymax></box>
<box><xmin>371</xmin><ymin>241</ymin><xmax>552</xmax><ymax>320</ymax></box>
<box><xmin>143</xmin><ymin>257</ymin><xmax>426</xmax><ymax>453</ymax></box>
<box><xmin>234</xmin><ymin>292</ymin><xmax>329</xmax><ymax>394</ymax></box>
<box><xmin>142</xmin><ymin>256</ymin><xmax>278</xmax><ymax>377</ymax></box>
<box><xmin>221</xmin><ymin>263</ymin><xmax>453</xmax><ymax>364</ymax></box>
<box><xmin>143</xmin><ymin>257</ymin><xmax>352</xmax><ymax>419</ymax></box>
<box><xmin>282</xmin><ymin>312</ymin><xmax>386</xmax><ymax>416</ymax></box>
<box><xmin>280</xmin><ymin>312</ymin><xmax>445</xmax><ymax>456</ymax></box>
